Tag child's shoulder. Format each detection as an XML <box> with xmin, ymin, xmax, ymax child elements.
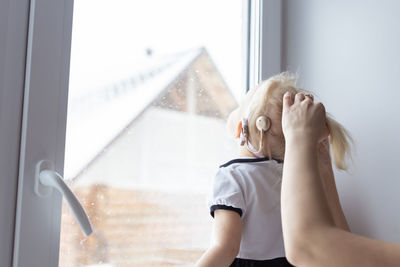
<box><xmin>215</xmin><ymin>157</ymin><xmax>283</xmax><ymax>184</ymax></box>
<box><xmin>215</xmin><ymin>157</ymin><xmax>267</xmax><ymax>184</ymax></box>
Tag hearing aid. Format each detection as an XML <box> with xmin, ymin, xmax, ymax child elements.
<box><xmin>256</xmin><ymin>116</ymin><xmax>271</xmax><ymax>132</ymax></box>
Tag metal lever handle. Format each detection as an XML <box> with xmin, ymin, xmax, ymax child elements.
<box><xmin>35</xmin><ymin>160</ymin><xmax>93</xmax><ymax>236</ymax></box>
<box><xmin>40</xmin><ymin>170</ymin><xmax>93</xmax><ymax>236</ymax></box>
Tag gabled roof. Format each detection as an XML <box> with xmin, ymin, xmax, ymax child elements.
<box><xmin>64</xmin><ymin>48</ymin><xmax>237</xmax><ymax>180</ymax></box>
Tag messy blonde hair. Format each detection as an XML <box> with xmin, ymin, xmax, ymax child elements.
<box><xmin>244</xmin><ymin>72</ymin><xmax>352</xmax><ymax>170</ymax></box>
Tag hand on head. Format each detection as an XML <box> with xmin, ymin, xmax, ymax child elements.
<box><xmin>281</xmin><ymin>92</ymin><xmax>329</xmax><ymax>145</ymax></box>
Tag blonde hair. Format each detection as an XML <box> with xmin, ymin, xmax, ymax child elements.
<box><xmin>243</xmin><ymin>72</ymin><xmax>352</xmax><ymax>170</ymax></box>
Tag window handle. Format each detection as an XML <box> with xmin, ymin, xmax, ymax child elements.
<box><xmin>35</xmin><ymin>160</ymin><xmax>93</xmax><ymax>236</ymax></box>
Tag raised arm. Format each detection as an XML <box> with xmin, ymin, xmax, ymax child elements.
<box><xmin>195</xmin><ymin>210</ymin><xmax>242</xmax><ymax>267</ymax></box>
<box><xmin>280</xmin><ymin>92</ymin><xmax>400</xmax><ymax>267</ymax></box>
<box><xmin>317</xmin><ymin>138</ymin><xmax>350</xmax><ymax>231</ymax></box>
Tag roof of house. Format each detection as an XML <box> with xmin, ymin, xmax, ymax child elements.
<box><xmin>64</xmin><ymin>48</ymin><xmax>237</xmax><ymax>179</ymax></box>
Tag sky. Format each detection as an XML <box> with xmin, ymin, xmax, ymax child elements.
<box><xmin>69</xmin><ymin>0</ymin><xmax>244</xmax><ymax>100</ymax></box>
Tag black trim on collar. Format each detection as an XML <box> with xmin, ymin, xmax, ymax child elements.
<box><xmin>219</xmin><ymin>157</ymin><xmax>282</xmax><ymax>168</ymax></box>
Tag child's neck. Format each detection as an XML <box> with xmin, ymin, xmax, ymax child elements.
<box><xmin>237</xmin><ymin>143</ymin><xmax>284</xmax><ymax>161</ymax></box>
<box><xmin>237</xmin><ymin>144</ymin><xmax>261</xmax><ymax>158</ymax></box>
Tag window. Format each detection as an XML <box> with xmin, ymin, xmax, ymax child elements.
<box><xmin>60</xmin><ymin>1</ymin><xmax>241</xmax><ymax>265</ymax></box>
<box><xmin>12</xmin><ymin>0</ymin><xmax>274</xmax><ymax>266</ymax></box>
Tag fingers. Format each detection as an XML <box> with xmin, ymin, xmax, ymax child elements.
<box><xmin>296</xmin><ymin>92</ymin><xmax>316</xmax><ymax>107</ymax></box>
<box><xmin>315</xmin><ymin>101</ymin><xmax>324</xmax><ymax>109</ymax></box>
<box><xmin>305</xmin><ymin>94</ymin><xmax>314</xmax><ymax>102</ymax></box>
<box><xmin>314</xmin><ymin>101</ymin><xmax>326</xmax><ymax>114</ymax></box>
<box><xmin>295</xmin><ymin>92</ymin><xmax>305</xmax><ymax>103</ymax></box>
<box><xmin>282</xmin><ymin>90</ymin><xmax>328</xmax><ymax>143</ymax></box>
<box><xmin>284</xmin><ymin>92</ymin><xmax>320</xmax><ymax>110</ymax></box>
<box><xmin>283</xmin><ymin>92</ymin><xmax>294</xmax><ymax>112</ymax></box>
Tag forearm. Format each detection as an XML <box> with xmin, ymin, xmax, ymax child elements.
<box><xmin>286</xmin><ymin>221</ymin><xmax>400</xmax><ymax>267</ymax></box>
<box><xmin>320</xmin><ymin>173</ymin><xmax>350</xmax><ymax>231</ymax></box>
<box><xmin>318</xmin><ymin>150</ymin><xmax>350</xmax><ymax>231</ymax></box>
<box><xmin>282</xmin><ymin>139</ymin><xmax>335</xmax><ymax>228</ymax></box>
<box><xmin>281</xmin><ymin>139</ymin><xmax>400</xmax><ymax>267</ymax></box>
<box><xmin>195</xmin><ymin>245</ymin><xmax>236</xmax><ymax>267</ymax></box>
<box><xmin>281</xmin><ymin>138</ymin><xmax>335</xmax><ymax>263</ymax></box>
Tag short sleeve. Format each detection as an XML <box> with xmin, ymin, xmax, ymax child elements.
<box><xmin>208</xmin><ymin>167</ymin><xmax>246</xmax><ymax>218</ymax></box>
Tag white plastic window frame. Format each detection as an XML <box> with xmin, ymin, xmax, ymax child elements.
<box><xmin>245</xmin><ymin>0</ymin><xmax>282</xmax><ymax>91</ymax></box>
<box><xmin>12</xmin><ymin>0</ymin><xmax>73</xmax><ymax>266</ymax></box>
<box><xmin>0</xmin><ymin>0</ymin><xmax>30</xmax><ymax>266</ymax></box>
<box><xmin>259</xmin><ymin>0</ymin><xmax>282</xmax><ymax>81</ymax></box>
<box><xmin>11</xmin><ymin>0</ymin><xmax>279</xmax><ymax>266</ymax></box>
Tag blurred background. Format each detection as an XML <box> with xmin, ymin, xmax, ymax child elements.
<box><xmin>60</xmin><ymin>0</ymin><xmax>242</xmax><ymax>266</ymax></box>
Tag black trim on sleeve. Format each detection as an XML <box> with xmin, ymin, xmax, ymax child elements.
<box><xmin>210</xmin><ymin>205</ymin><xmax>243</xmax><ymax>217</ymax></box>
<box><xmin>219</xmin><ymin>157</ymin><xmax>282</xmax><ymax>168</ymax></box>
<box><xmin>230</xmin><ymin>257</ymin><xmax>294</xmax><ymax>267</ymax></box>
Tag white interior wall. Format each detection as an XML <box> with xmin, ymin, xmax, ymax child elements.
<box><xmin>281</xmin><ymin>0</ymin><xmax>400</xmax><ymax>241</ymax></box>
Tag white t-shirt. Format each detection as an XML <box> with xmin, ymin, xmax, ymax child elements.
<box><xmin>208</xmin><ymin>157</ymin><xmax>286</xmax><ymax>261</ymax></box>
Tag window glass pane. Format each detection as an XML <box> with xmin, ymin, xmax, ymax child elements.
<box><xmin>60</xmin><ymin>1</ymin><xmax>242</xmax><ymax>266</ymax></box>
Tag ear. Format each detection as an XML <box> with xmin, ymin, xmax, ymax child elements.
<box><xmin>227</xmin><ymin>108</ymin><xmax>242</xmax><ymax>139</ymax></box>
<box><xmin>235</xmin><ymin>120</ymin><xmax>242</xmax><ymax>139</ymax></box>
